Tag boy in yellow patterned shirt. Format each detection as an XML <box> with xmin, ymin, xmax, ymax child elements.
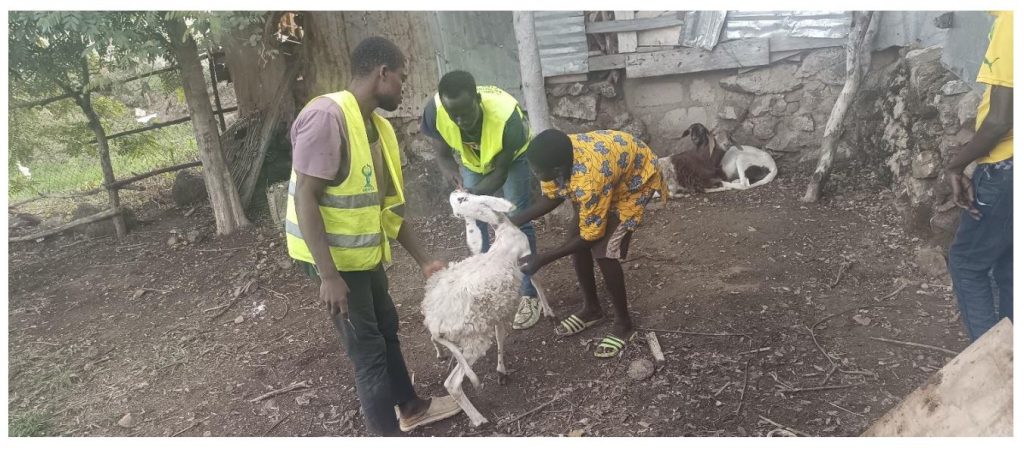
<box><xmin>944</xmin><ymin>11</ymin><xmax>1013</xmax><ymax>341</ymax></box>
<box><xmin>512</xmin><ymin>129</ymin><xmax>667</xmax><ymax>358</ymax></box>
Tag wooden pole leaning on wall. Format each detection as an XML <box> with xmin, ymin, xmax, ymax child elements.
<box><xmin>801</xmin><ymin>11</ymin><xmax>881</xmax><ymax>203</ymax></box>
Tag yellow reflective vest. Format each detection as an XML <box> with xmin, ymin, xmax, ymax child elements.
<box><xmin>434</xmin><ymin>85</ymin><xmax>529</xmax><ymax>174</ymax></box>
<box><xmin>285</xmin><ymin>91</ymin><xmax>405</xmax><ymax>272</ymax></box>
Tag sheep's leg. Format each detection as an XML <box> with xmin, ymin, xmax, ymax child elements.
<box><xmin>431</xmin><ymin>339</ymin><xmax>443</xmax><ymax>360</ymax></box>
<box><xmin>495</xmin><ymin>324</ymin><xmax>509</xmax><ymax>385</ymax></box>
<box><xmin>530</xmin><ymin>278</ymin><xmax>556</xmax><ymax>319</ymax></box>
<box><xmin>735</xmin><ymin>157</ymin><xmax>750</xmax><ymax>188</ymax></box>
<box><xmin>434</xmin><ymin>337</ymin><xmax>481</xmax><ymax>388</ymax></box>
<box><xmin>444</xmin><ymin>365</ymin><xmax>489</xmax><ymax>427</ymax></box>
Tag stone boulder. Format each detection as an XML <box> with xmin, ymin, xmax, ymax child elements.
<box><xmin>915</xmin><ymin>246</ymin><xmax>949</xmax><ymax>279</ymax></box>
<box><xmin>172</xmin><ymin>170</ymin><xmax>208</xmax><ymax>207</ymax></box>
<box><xmin>551</xmin><ymin>94</ymin><xmax>599</xmax><ymax>121</ymax></box>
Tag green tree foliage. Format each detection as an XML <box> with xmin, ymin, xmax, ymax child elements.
<box><xmin>8</xmin><ymin>11</ymin><xmax>264</xmax><ymax>197</ymax></box>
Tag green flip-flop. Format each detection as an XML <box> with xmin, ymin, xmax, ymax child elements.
<box><xmin>594</xmin><ymin>332</ymin><xmax>638</xmax><ymax>358</ymax></box>
<box><xmin>554</xmin><ymin>314</ymin><xmax>603</xmax><ymax>337</ymax></box>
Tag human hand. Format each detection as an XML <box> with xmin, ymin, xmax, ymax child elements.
<box><xmin>519</xmin><ymin>254</ymin><xmax>542</xmax><ymax>276</ymax></box>
<box><xmin>442</xmin><ymin>168</ymin><xmax>464</xmax><ymax>190</ymax></box>
<box><xmin>422</xmin><ymin>260</ymin><xmax>446</xmax><ymax>279</ymax></box>
<box><xmin>948</xmin><ymin>171</ymin><xmax>981</xmax><ymax>221</ymax></box>
<box><xmin>320</xmin><ymin>276</ymin><xmax>350</xmax><ymax>318</ymax></box>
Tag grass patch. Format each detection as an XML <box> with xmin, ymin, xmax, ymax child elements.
<box><xmin>8</xmin><ymin>410</ymin><xmax>54</xmax><ymax>437</ymax></box>
<box><xmin>11</xmin><ymin>149</ymin><xmax>196</xmax><ymax>200</ymax></box>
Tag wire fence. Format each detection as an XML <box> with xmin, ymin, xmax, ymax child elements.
<box><xmin>8</xmin><ymin>123</ymin><xmax>201</xmax><ymax>219</ymax></box>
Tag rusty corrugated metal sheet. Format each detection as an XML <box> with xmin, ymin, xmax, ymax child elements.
<box><xmin>723</xmin><ymin>11</ymin><xmax>852</xmax><ymax>40</ymax></box>
<box><xmin>533</xmin><ymin>11</ymin><xmax>589</xmax><ymax>77</ymax></box>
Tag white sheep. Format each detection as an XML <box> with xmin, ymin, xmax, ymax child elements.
<box><xmin>420</xmin><ymin>191</ymin><xmax>554</xmax><ymax>426</ymax></box>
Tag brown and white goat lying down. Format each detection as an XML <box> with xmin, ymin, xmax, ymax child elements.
<box><xmin>656</xmin><ymin>123</ymin><xmax>777</xmax><ymax>198</ymax></box>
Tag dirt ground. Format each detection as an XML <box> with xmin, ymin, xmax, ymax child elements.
<box><xmin>7</xmin><ymin>161</ymin><xmax>969</xmax><ymax>437</ymax></box>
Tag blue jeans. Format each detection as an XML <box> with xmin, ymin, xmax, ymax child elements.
<box><xmin>948</xmin><ymin>162</ymin><xmax>1013</xmax><ymax>342</ymax></box>
<box><xmin>460</xmin><ymin>154</ymin><xmax>538</xmax><ymax>298</ymax></box>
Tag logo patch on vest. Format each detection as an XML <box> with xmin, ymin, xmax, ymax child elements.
<box><xmin>361</xmin><ymin>164</ymin><xmax>374</xmax><ymax>192</ymax></box>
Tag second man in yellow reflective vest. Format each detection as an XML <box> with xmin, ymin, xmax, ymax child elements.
<box><xmin>420</xmin><ymin>71</ymin><xmax>542</xmax><ymax>330</ymax></box>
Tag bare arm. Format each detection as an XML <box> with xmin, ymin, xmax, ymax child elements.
<box><xmin>521</xmin><ymin>219</ymin><xmax>597</xmax><ymax>275</ymax></box>
<box><xmin>945</xmin><ymin>85</ymin><xmax>1013</xmax><ymax>219</ymax></box>
<box><xmin>946</xmin><ymin>85</ymin><xmax>1013</xmax><ymax>173</ymax></box>
<box><xmin>396</xmin><ymin>221</ymin><xmax>445</xmax><ymax>279</ymax></box>
<box><xmin>509</xmin><ymin>193</ymin><xmax>563</xmax><ymax>227</ymax></box>
<box><xmin>294</xmin><ymin>171</ymin><xmax>349</xmax><ymax>316</ymax></box>
<box><xmin>432</xmin><ymin>137</ymin><xmax>463</xmax><ymax>188</ymax></box>
<box><xmin>467</xmin><ymin>148</ymin><xmax>514</xmax><ymax>196</ymax></box>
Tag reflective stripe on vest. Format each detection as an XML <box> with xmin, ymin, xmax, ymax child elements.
<box><xmin>287</xmin><ymin>180</ymin><xmax>380</xmax><ymax>209</ymax></box>
<box><xmin>284</xmin><ymin>90</ymin><xmax>406</xmax><ymax>272</ymax></box>
<box><xmin>434</xmin><ymin>85</ymin><xmax>529</xmax><ymax>174</ymax></box>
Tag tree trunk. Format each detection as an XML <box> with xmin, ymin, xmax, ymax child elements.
<box><xmin>802</xmin><ymin>11</ymin><xmax>881</xmax><ymax>203</ymax></box>
<box><xmin>75</xmin><ymin>59</ymin><xmax>127</xmax><ymax>239</ymax></box>
<box><xmin>513</xmin><ymin>11</ymin><xmax>552</xmax><ymax>134</ymax></box>
<box><xmin>218</xmin><ymin>15</ymin><xmax>303</xmax><ymax>209</ymax></box>
<box><xmin>165</xmin><ymin>16</ymin><xmax>250</xmax><ymax>234</ymax></box>
<box><xmin>219</xmin><ymin>17</ymin><xmax>295</xmax><ymax>118</ymax></box>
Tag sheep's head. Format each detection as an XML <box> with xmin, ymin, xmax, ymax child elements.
<box><xmin>449</xmin><ymin>191</ymin><xmax>517</xmax><ymax>255</ymax></box>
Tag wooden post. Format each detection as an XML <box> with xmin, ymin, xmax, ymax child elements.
<box><xmin>9</xmin><ymin>207</ymin><xmax>122</xmax><ymax>243</ymax></box>
<box><xmin>513</xmin><ymin>11</ymin><xmax>552</xmax><ymax>134</ymax></box>
<box><xmin>645</xmin><ymin>331</ymin><xmax>666</xmax><ymax>367</ymax></box>
<box><xmin>802</xmin><ymin>11</ymin><xmax>881</xmax><ymax>203</ymax></box>
<box><xmin>88</xmin><ymin>106</ymin><xmax>238</xmax><ymax>144</ymax></box>
<box><xmin>207</xmin><ymin>50</ymin><xmax>227</xmax><ymax>133</ymax></box>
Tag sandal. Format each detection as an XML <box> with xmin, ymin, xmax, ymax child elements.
<box><xmin>594</xmin><ymin>332</ymin><xmax>637</xmax><ymax>358</ymax></box>
<box><xmin>398</xmin><ymin>396</ymin><xmax>462</xmax><ymax>432</ymax></box>
<box><xmin>554</xmin><ymin>314</ymin><xmax>604</xmax><ymax>337</ymax></box>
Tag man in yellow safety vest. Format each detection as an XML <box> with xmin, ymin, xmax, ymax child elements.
<box><xmin>421</xmin><ymin>71</ymin><xmax>542</xmax><ymax>331</ymax></box>
<box><xmin>285</xmin><ymin>36</ymin><xmax>461</xmax><ymax>435</ymax></box>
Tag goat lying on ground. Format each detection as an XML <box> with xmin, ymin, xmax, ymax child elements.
<box><xmin>703</xmin><ymin>144</ymin><xmax>778</xmax><ymax>192</ymax></box>
<box><xmin>420</xmin><ymin>191</ymin><xmax>554</xmax><ymax>427</ymax></box>
<box><xmin>656</xmin><ymin>123</ymin><xmax>779</xmax><ymax>197</ymax></box>
<box><xmin>656</xmin><ymin>123</ymin><xmax>727</xmax><ymax>197</ymax></box>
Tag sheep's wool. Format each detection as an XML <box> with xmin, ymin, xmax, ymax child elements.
<box><xmin>421</xmin><ymin>222</ymin><xmax>529</xmax><ymax>364</ymax></box>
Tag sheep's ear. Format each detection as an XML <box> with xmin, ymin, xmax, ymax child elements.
<box><xmin>681</xmin><ymin>127</ymin><xmax>692</xmax><ymax>139</ymax></box>
<box><xmin>464</xmin><ymin>218</ymin><xmax>484</xmax><ymax>255</ymax></box>
<box><xmin>475</xmin><ymin>195</ymin><xmax>516</xmax><ymax>214</ymax></box>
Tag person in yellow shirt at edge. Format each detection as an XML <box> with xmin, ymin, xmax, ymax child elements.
<box><xmin>285</xmin><ymin>37</ymin><xmax>462</xmax><ymax>435</ymax></box>
<box><xmin>421</xmin><ymin>71</ymin><xmax>543</xmax><ymax>331</ymax></box>
<box><xmin>944</xmin><ymin>11</ymin><xmax>1013</xmax><ymax>342</ymax></box>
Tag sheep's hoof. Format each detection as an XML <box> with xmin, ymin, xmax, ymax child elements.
<box><xmin>498</xmin><ymin>372</ymin><xmax>510</xmax><ymax>386</ymax></box>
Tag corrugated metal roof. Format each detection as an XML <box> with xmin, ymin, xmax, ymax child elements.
<box><xmin>723</xmin><ymin>11</ymin><xmax>851</xmax><ymax>40</ymax></box>
<box><xmin>534</xmin><ymin>11</ymin><xmax>589</xmax><ymax>77</ymax></box>
<box><xmin>680</xmin><ymin>11</ymin><xmax>727</xmax><ymax>50</ymax></box>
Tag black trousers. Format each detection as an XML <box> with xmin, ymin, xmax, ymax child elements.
<box><xmin>301</xmin><ymin>262</ymin><xmax>418</xmax><ymax>435</ymax></box>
